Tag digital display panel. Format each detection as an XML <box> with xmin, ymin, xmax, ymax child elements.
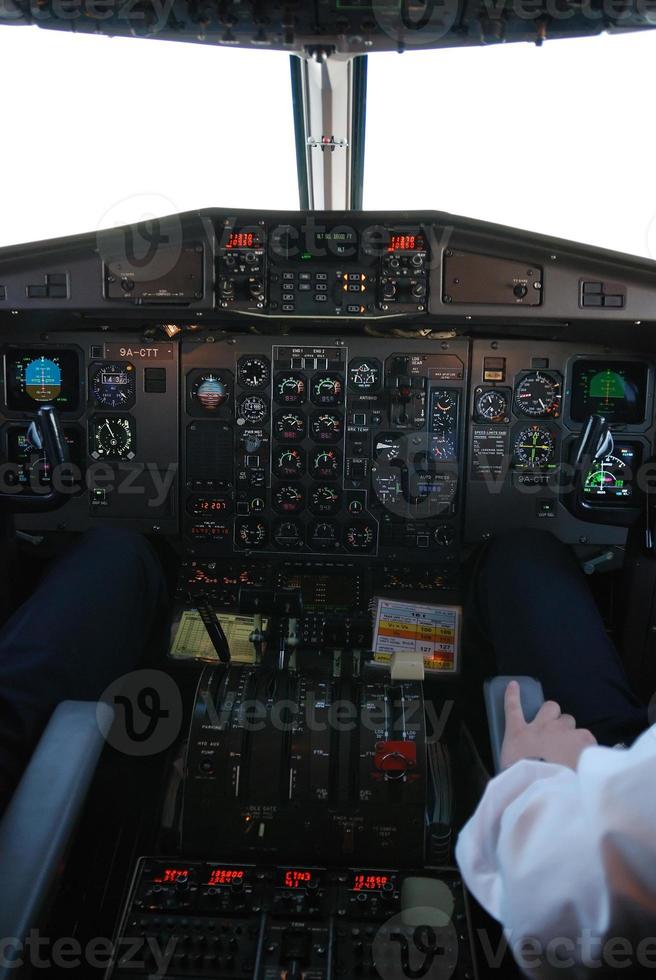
<box><xmin>206</xmin><ymin>868</ymin><xmax>245</xmax><ymax>887</ymax></box>
<box><xmin>349</xmin><ymin>872</ymin><xmax>394</xmax><ymax>892</ymax></box>
<box><xmin>153</xmin><ymin>868</ymin><xmax>190</xmax><ymax>885</ymax></box>
<box><xmin>226</xmin><ymin>231</ymin><xmax>261</xmax><ymax>249</ymax></box>
<box><xmin>188</xmin><ymin>496</ymin><xmax>232</xmax><ymax>516</ymax></box>
<box><xmin>274</xmin><ymin>226</ymin><xmax>358</xmax><ymax>261</ymax></box>
<box><xmin>5</xmin><ymin>349</ymin><xmax>80</xmax><ymax>412</ymax></box>
<box><xmin>570</xmin><ymin>360</ymin><xmax>648</xmax><ymax>424</ymax></box>
<box><xmin>278</xmin><ymin>868</ymin><xmax>320</xmax><ymax>890</ymax></box>
<box><xmin>583</xmin><ymin>442</ymin><xmax>640</xmax><ymax>503</ymax></box>
<box><xmin>388</xmin><ymin>233</ymin><xmax>425</xmax><ymax>252</ymax></box>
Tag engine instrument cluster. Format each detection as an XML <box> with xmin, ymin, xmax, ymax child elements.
<box><xmin>181</xmin><ymin>338</ymin><xmax>467</xmax><ymax>565</ymax></box>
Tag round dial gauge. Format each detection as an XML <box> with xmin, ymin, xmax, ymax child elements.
<box><xmin>274</xmin><ymin>447</ymin><xmax>305</xmax><ymax>479</ymax></box>
<box><xmin>433</xmin><ymin>391</ymin><xmax>456</xmax><ymax>416</ymax></box>
<box><xmin>274</xmin><ymin>412</ymin><xmax>306</xmax><ymax>441</ymax></box>
<box><xmin>310</xmin><ymin>412</ymin><xmax>343</xmax><ymax>443</ymax></box>
<box><xmin>372</xmin><ymin>468</ymin><xmax>404</xmax><ymax>508</ymax></box>
<box><xmin>273</xmin><ymin>520</ymin><xmax>303</xmax><ymax>549</ymax></box>
<box><xmin>430</xmin><ymin>437</ymin><xmax>457</xmax><ymax>461</ymax></box>
<box><xmin>475</xmin><ymin>389</ymin><xmax>508</xmax><ymax>423</ymax></box>
<box><xmin>191</xmin><ymin>373</ymin><xmax>230</xmax><ymax>411</ymax></box>
<box><xmin>349</xmin><ymin>359</ymin><xmax>381</xmax><ymax>391</ymax></box>
<box><xmin>514</xmin><ymin>425</ymin><xmax>556</xmax><ymax>468</ymax></box>
<box><xmin>311</xmin><ymin>448</ymin><xmax>341</xmax><ymax>480</ymax></box>
<box><xmin>91</xmin><ymin>362</ymin><xmax>136</xmax><ymax>409</ymax></box>
<box><xmin>434</xmin><ymin>524</ymin><xmax>455</xmax><ymax>547</ymax></box>
<box><xmin>310</xmin><ymin>485</ymin><xmax>341</xmax><ymax>515</ymax></box>
<box><xmin>237</xmin><ymin>356</ymin><xmax>270</xmax><ymax>389</ymax></box>
<box><xmin>238</xmin><ymin>394</ymin><xmax>268</xmax><ymax>423</ymax></box>
<box><xmin>311</xmin><ymin>373</ymin><xmax>344</xmax><ymax>406</ymax></box>
<box><xmin>275</xmin><ymin>373</ymin><xmax>306</xmax><ymax>405</ymax></box>
<box><xmin>309</xmin><ymin>521</ymin><xmax>340</xmax><ymax>550</ymax></box>
<box><xmin>89</xmin><ymin>415</ymin><xmax>135</xmax><ymax>460</ymax></box>
<box><xmin>345</xmin><ymin>521</ymin><xmax>376</xmax><ymax>552</ymax></box>
<box><xmin>515</xmin><ymin>372</ymin><xmax>561</xmax><ymax>417</ymax></box>
<box><xmin>375</xmin><ymin>436</ymin><xmax>401</xmax><ymax>463</ymax></box>
<box><xmin>274</xmin><ymin>485</ymin><xmax>304</xmax><ymax>514</ymax></box>
<box><xmin>236</xmin><ymin>520</ymin><xmax>267</xmax><ymax>548</ymax></box>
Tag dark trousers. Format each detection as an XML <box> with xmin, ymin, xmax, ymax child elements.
<box><xmin>0</xmin><ymin>528</ymin><xmax>168</xmax><ymax>802</ymax></box>
<box><xmin>471</xmin><ymin>528</ymin><xmax>648</xmax><ymax>746</ymax></box>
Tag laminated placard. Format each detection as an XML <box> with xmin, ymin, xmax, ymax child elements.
<box><xmin>372</xmin><ymin>598</ymin><xmax>461</xmax><ymax>673</ymax></box>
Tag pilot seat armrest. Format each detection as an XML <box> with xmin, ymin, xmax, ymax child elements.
<box><xmin>0</xmin><ymin>700</ymin><xmax>113</xmax><ymax>978</ymax></box>
<box><xmin>483</xmin><ymin>675</ymin><xmax>545</xmax><ymax>775</ymax></box>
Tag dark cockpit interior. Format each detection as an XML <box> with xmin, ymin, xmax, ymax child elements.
<box><xmin>0</xmin><ymin>4</ymin><xmax>655</xmax><ymax>979</ymax></box>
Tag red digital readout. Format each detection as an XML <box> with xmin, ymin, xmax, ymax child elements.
<box><xmin>154</xmin><ymin>868</ymin><xmax>189</xmax><ymax>884</ymax></box>
<box><xmin>227</xmin><ymin>232</ymin><xmax>257</xmax><ymax>249</ymax></box>
<box><xmin>283</xmin><ymin>870</ymin><xmax>313</xmax><ymax>889</ymax></box>
<box><xmin>195</xmin><ymin>498</ymin><xmax>228</xmax><ymax>512</ymax></box>
<box><xmin>388</xmin><ymin>234</ymin><xmax>423</xmax><ymax>252</ymax></box>
<box><xmin>206</xmin><ymin>868</ymin><xmax>245</xmax><ymax>887</ymax></box>
<box><xmin>352</xmin><ymin>874</ymin><xmax>390</xmax><ymax>892</ymax></box>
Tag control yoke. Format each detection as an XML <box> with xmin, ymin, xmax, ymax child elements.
<box><xmin>573</xmin><ymin>414</ymin><xmax>613</xmax><ymax>473</ymax></box>
<box><xmin>0</xmin><ymin>405</ymin><xmax>70</xmax><ymax>512</ymax></box>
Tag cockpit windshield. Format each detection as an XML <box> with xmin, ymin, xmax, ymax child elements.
<box><xmin>364</xmin><ymin>32</ymin><xmax>656</xmax><ymax>258</ymax></box>
<box><xmin>0</xmin><ymin>28</ymin><xmax>299</xmax><ymax>246</ymax></box>
<box><xmin>4</xmin><ymin>26</ymin><xmax>656</xmax><ymax>255</ymax></box>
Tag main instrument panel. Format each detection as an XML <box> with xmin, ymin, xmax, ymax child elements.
<box><xmin>5</xmin><ymin>333</ymin><xmax>653</xmax><ymax>569</ymax></box>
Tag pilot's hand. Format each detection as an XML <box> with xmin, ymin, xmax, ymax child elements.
<box><xmin>500</xmin><ymin>680</ymin><xmax>597</xmax><ymax>771</ymax></box>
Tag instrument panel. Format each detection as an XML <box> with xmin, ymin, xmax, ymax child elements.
<box><xmin>181</xmin><ymin>337</ymin><xmax>467</xmax><ymax>565</ymax></box>
<box><xmin>3</xmin><ymin>332</ymin><xmax>654</xmax><ymax>563</ymax></box>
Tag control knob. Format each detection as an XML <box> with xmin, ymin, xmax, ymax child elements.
<box><xmin>248</xmin><ymin>279</ymin><xmax>265</xmax><ymax>301</ymax></box>
<box><xmin>243</xmin><ymin>434</ymin><xmax>263</xmax><ymax>453</ymax></box>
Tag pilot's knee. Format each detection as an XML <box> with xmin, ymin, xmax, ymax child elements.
<box><xmin>487</xmin><ymin>527</ymin><xmax>562</xmax><ymax>562</ymax></box>
<box><xmin>79</xmin><ymin>527</ymin><xmax>157</xmax><ymax>567</ymax></box>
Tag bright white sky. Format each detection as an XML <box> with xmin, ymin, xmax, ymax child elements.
<box><xmin>0</xmin><ymin>26</ymin><xmax>655</xmax><ymax>258</ymax></box>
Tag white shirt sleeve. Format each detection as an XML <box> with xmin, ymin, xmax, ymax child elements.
<box><xmin>455</xmin><ymin>725</ymin><xmax>656</xmax><ymax>977</ymax></box>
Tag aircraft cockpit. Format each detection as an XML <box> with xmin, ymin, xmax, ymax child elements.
<box><xmin>0</xmin><ymin>5</ymin><xmax>655</xmax><ymax>978</ymax></box>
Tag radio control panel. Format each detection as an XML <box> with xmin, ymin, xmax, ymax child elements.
<box><xmin>217</xmin><ymin>223</ymin><xmax>430</xmax><ymax>317</ymax></box>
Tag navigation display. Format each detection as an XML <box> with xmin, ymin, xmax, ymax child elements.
<box><xmin>570</xmin><ymin>360</ymin><xmax>648</xmax><ymax>423</ymax></box>
<box><xmin>4</xmin><ymin>349</ymin><xmax>80</xmax><ymax>412</ymax></box>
